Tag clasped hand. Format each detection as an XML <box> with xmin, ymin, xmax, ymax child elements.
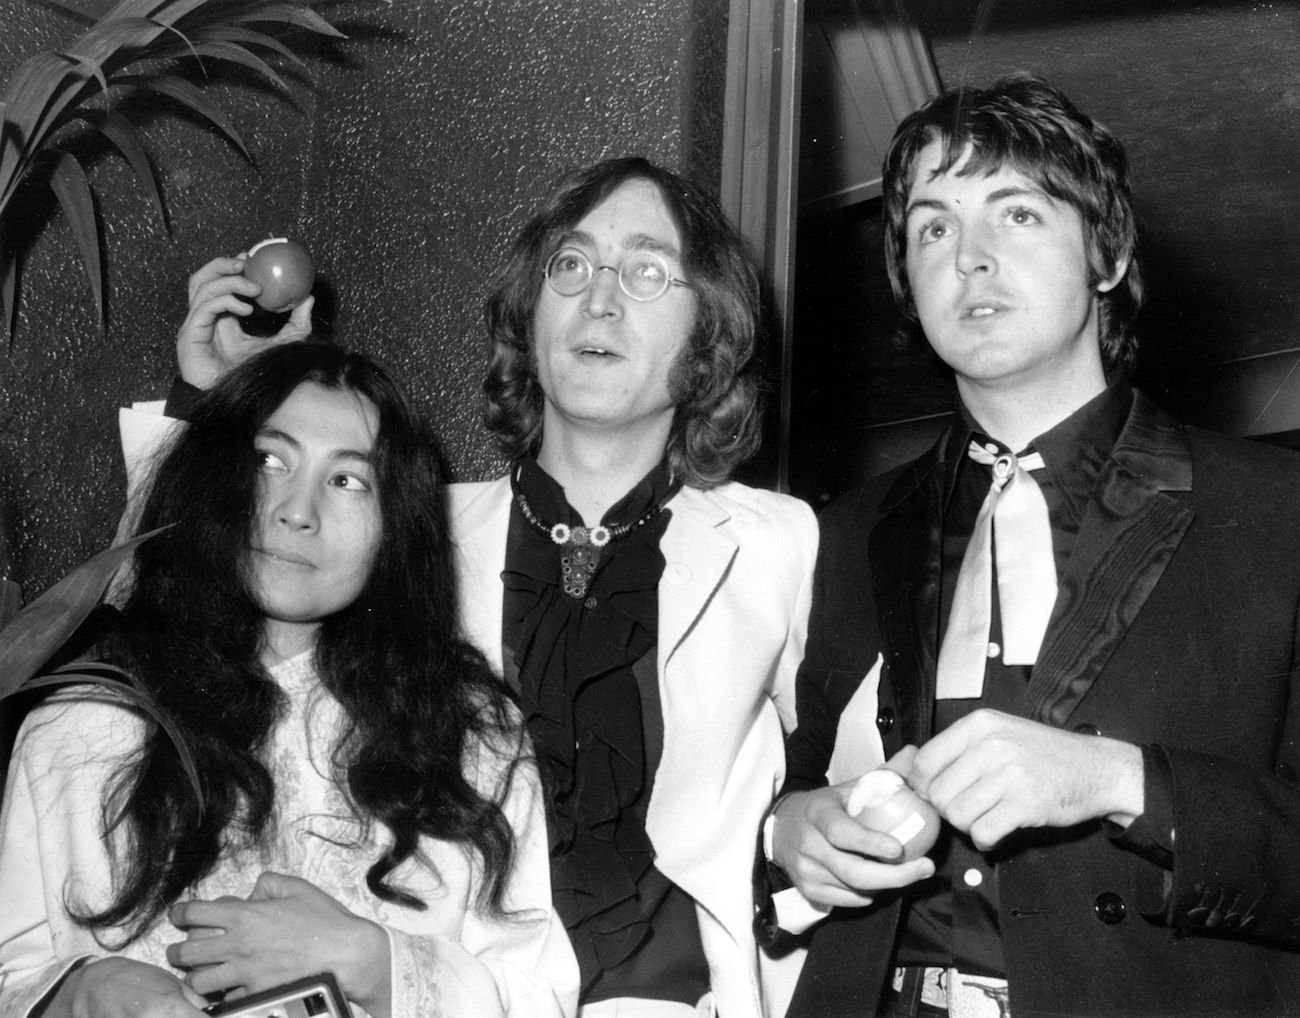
<box><xmin>165</xmin><ymin>871</ymin><xmax>389</xmax><ymax>1015</ymax></box>
<box><xmin>908</xmin><ymin>708</ymin><xmax>1144</xmax><ymax>851</ymax></box>
<box><xmin>773</xmin><ymin>710</ymin><xmax>1143</xmax><ymax>907</ymax></box>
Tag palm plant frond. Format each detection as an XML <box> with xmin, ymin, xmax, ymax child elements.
<box><xmin>0</xmin><ymin>525</ymin><xmax>162</xmax><ymax>693</ymax></box>
<box><xmin>0</xmin><ymin>0</ymin><xmax>347</xmax><ymax>338</ymax></box>
<box><xmin>0</xmin><ymin>525</ymin><xmax>204</xmax><ymax>809</ymax></box>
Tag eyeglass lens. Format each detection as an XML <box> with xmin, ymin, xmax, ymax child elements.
<box><xmin>546</xmin><ymin>249</ymin><xmax>674</xmax><ymax>302</ymax></box>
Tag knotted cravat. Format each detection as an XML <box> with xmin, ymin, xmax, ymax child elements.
<box><xmin>936</xmin><ymin>441</ymin><xmax>1057</xmax><ymax>699</ymax></box>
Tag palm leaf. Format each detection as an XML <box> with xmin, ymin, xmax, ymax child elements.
<box><xmin>0</xmin><ymin>525</ymin><xmax>205</xmax><ymax>807</ymax></box>
<box><xmin>0</xmin><ymin>0</ymin><xmax>347</xmax><ymax>336</ymax></box>
<box><xmin>189</xmin><ymin>25</ymin><xmax>309</xmax><ymax>72</ymax></box>
<box><xmin>0</xmin><ymin>525</ymin><xmax>166</xmax><ymax>695</ymax></box>
<box><xmin>73</xmin><ymin>108</ymin><xmax>165</xmax><ymax>223</ymax></box>
<box><xmin>22</xmin><ymin>662</ymin><xmax>205</xmax><ymax>810</ymax></box>
<box><xmin>186</xmin><ymin>40</ymin><xmax>291</xmax><ymax>92</ymax></box>
<box><xmin>0</xmin><ymin>579</ymin><xmax>20</xmax><ymax>629</ymax></box>
<box><xmin>0</xmin><ymin>245</ymin><xmax>15</xmax><ymax>340</ymax></box>
<box><xmin>47</xmin><ymin>149</ymin><xmax>103</xmax><ymax>327</ymax></box>
<box><xmin>121</xmin><ymin>75</ymin><xmax>252</xmax><ymax>162</ymax></box>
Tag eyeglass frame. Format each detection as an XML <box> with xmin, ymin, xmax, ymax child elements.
<box><xmin>542</xmin><ymin>247</ymin><xmax>693</xmax><ymax>303</ymax></box>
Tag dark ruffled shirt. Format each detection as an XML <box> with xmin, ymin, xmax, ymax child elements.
<box><xmin>502</xmin><ymin>457</ymin><xmax>708</xmax><ymax>1005</ymax></box>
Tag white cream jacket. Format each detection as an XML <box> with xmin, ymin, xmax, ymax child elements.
<box><xmin>449</xmin><ymin>476</ymin><xmax>816</xmax><ymax>1018</ymax></box>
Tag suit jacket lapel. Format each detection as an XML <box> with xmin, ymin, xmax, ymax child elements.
<box><xmin>448</xmin><ymin>478</ymin><xmax>511</xmax><ymax>676</ymax></box>
<box><xmin>657</xmin><ymin>487</ymin><xmax>736</xmax><ymax>667</ymax></box>
<box><xmin>1027</xmin><ymin>392</ymin><xmax>1195</xmax><ymax>726</ymax></box>
<box><xmin>870</xmin><ymin>437</ymin><xmax>949</xmax><ymax>744</ymax></box>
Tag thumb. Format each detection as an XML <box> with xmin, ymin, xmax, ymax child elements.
<box><xmin>177</xmin><ymin>978</ymin><xmax>209</xmax><ymax>1011</ymax></box>
<box><xmin>884</xmin><ymin>744</ymin><xmax>920</xmax><ymax>781</ymax></box>
<box><xmin>280</xmin><ymin>295</ymin><xmax>315</xmax><ymax>342</ymax></box>
<box><xmin>248</xmin><ymin>870</ymin><xmax>302</xmax><ymax>900</ymax></box>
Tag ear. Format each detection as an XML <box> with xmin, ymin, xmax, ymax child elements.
<box><xmin>1095</xmin><ymin>251</ymin><xmax>1131</xmax><ymax>294</ymax></box>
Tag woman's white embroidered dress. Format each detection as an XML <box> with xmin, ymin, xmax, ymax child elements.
<box><xmin>0</xmin><ymin>653</ymin><xmax>579</xmax><ymax>1018</ymax></box>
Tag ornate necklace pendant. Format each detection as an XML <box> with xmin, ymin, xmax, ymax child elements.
<box><xmin>561</xmin><ymin>536</ymin><xmax>603</xmax><ymax>599</ymax></box>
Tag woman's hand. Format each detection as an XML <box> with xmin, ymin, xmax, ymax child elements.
<box><xmin>176</xmin><ymin>255</ymin><xmax>313</xmax><ymax>390</ymax></box>
<box><xmin>167</xmin><ymin>872</ymin><xmax>391</xmax><ymax>1018</ymax></box>
<box><xmin>49</xmin><ymin>957</ymin><xmax>208</xmax><ymax>1018</ymax></box>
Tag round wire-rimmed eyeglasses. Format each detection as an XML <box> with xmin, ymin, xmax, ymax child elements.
<box><xmin>543</xmin><ymin>247</ymin><xmax>693</xmax><ymax>302</ymax></box>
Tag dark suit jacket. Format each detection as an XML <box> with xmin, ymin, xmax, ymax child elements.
<box><xmin>781</xmin><ymin>392</ymin><xmax>1300</xmax><ymax>1018</ymax></box>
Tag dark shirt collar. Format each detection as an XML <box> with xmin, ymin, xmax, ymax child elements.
<box><xmin>945</xmin><ymin>383</ymin><xmax>1134</xmax><ymax>525</ymax></box>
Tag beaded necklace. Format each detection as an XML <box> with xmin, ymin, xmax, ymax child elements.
<box><xmin>514</xmin><ymin>490</ymin><xmax>666</xmax><ymax>600</ymax></box>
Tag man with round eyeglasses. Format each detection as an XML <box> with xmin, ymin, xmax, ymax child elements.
<box><xmin>115</xmin><ymin>156</ymin><xmax>817</xmax><ymax>1018</ymax></box>
<box><xmin>457</xmin><ymin>156</ymin><xmax>816</xmax><ymax>1018</ymax></box>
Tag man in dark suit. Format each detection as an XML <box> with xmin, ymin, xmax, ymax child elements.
<box><xmin>761</xmin><ymin>75</ymin><xmax>1300</xmax><ymax>1018</ymax></box>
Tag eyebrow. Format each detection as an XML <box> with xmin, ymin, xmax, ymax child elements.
<box><xmin>905</xmin><ymin>184</ymin><xmax>1054</xmax><ymax>221</ymax></box>
<box><xmin>256</xmin><ymin>427</ymin><xmax>375</xmax><ymax>465</ymax></box>
<box><xmin>556</xmin><ymin>228</ymin><xmax>683</xmax><ymax>261</ymax></box>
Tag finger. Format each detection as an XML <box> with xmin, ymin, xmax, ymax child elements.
<box><xmin>932</xmin><ymin>770</ymin><xmax>1003</xmax><ymax>834</ymax></box>
<box><xmin>189</xmin><ymin>273</ymin><xmax>262</xmax><ymax>313</ymax></box>
<box><xmin>170</xmin><ymin>898</ymin><xmax>242</xmax><ymax>930</ymax></box>
<box><xmin>822</xmin><ymin>812</ymin><xmax>905</xmax><ymax>862</ymax></box>
<box><xmin>803</xmin><ymin>882</ymin><xmax>876</xmax><ymax>910</ymax></box>
<box><xmin>187</xmin><ymin>256</ymin><xmax>248</xmax><ymax>302</ymax></box>
<box><xmin>249</xmin><ymin>870</ymin><xmax>308</xmax><ymax>900</ymax></box>
<box><xmin>909</xmin><ymin>725</ymin><xmax>974</xmax><ymax>799</ymax></box>
<box><xmin>179</xmin><ymin>295</ymin><xmax>259</xmax><ymax>342</ymax></box>
<box><xmin>968</xmin><ymin>803</ymin><xmax>1021</xmax><ymax>852</ymax></box>
<box><xmin>785</xmin><ymin>853</ymin><xmax>876</xmax><ymax>908</ymax></box>
<box><xmin>828</xmin><ymin>853</ymin><xmax>936</xmax><ymax>895</ymax></box>
<box><xmin>176</xmin><ymin>979</ymin><xmax>209</xmax><ymax>1011</ymax></box>
<box><xmin>167</xmin><ymin>931</ymin><xmax>235</xmax><ymax>970</ymax></box>
<box><xmin>884</xmin><ymin>744</ymin><xmax>920</xmax><ymax>780</ymax></box>
<box><xmin>186</xmin><ymin>962</ymin><xmax>242</xmax><ymax>998</ymax></box>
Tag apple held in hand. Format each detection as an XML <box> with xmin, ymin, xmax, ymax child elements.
<box><xmin>243</xmin><ymin>237</ymin><xmax>315</xmax><ymax>313</ymax></box>
<box><xmin>847</xmin><ymin>766</ymin><xmax>941</xmax><ymax>862</ymax></box>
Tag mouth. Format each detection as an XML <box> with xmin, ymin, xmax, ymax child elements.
<box><xmin>255</xmin><ymin>547</ymin><xmax>314</xmax><ymax>568</ymax></box>
<box><xmin>574</xmin><ymin>344</ymin><xmax>621</xmax><ymax>358</ymax></box>
<box><xmin>962</xmin><ymin>301</ymin><xmax>1010</xmax><ymax>320</ymax></box>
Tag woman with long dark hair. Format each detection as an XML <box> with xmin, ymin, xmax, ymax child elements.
<box><xmin>0</xmin><ymin>342</ymin><xmax>577</xmax><ymax>1018</ymax></box>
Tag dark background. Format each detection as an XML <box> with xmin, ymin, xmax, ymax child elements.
<box><xmin>789</xmin><ymin>0</ymin><xmax>1300</xmax><ymax>506</ymax></box>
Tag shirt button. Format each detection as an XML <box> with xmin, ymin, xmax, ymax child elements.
<box><xmin>986</xmin><ymin>642</ymin><xmax>1001</xmax><ymax>659</ymax></box>
<box><xmin>1094</xmin><ymin>892</ymin><xmax>1127</xmax><ymax>925</ymax></box>
<box><xmin>963</xmin><ymin>868</ymin><xmax>984</xmax><ymax>888</ymax></box>
<box><xmin>584</xmin><ymin>596</ymin><xmax>598</xmax><ymax>610</ymax></box>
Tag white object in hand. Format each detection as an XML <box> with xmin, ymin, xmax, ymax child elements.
<box><xmin>847</xmin><ymin>767</ymin><xmax>941</xmax><ymax>861</ymax></box>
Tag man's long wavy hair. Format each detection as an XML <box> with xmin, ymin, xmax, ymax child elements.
<box><xmin>483</xmin><ymin>156</ymin><xmax>765</xmax><ymax>489</ymax></box>
<box><xmin>882</xmin><ymin>74</ymin><xmax>1144</xmax><ymax>380</ymax></box>
<box><xmin>77</xmin><ymin>341</ymin><xmax>523</xmax><ymax>946</ymax></box>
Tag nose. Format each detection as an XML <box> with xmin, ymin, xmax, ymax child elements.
<box><xmin>582</xmin><ymin>264</ymin><xmax>625</xmax><ymax>318</ymax></box>
<box><xmin>270</xmin><ymin>480</ymin><xmax>319</xmax><ymax>533</ymax></box>
<box><xmin>955</xmin><ymin>223</ymin><xmax>996</xmax><ymax>278</ymax></box>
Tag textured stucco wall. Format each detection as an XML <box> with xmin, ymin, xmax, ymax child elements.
<box><xmin>0</xmin><ymin>0</ymin><xmax>728</xmax><ymax>599</ymax></box>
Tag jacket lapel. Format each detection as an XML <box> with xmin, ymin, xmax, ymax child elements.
<box><xmin>657</xmin><ymin>487</ymin><xmax>737</xmax><ymax>666</ymax></box>
<box><xmin>870</xmin><ymin>437</ymin><xmax>949</xmax><ymax>744</ymax></box>
<box><xmin>1026</xmin><ymin>392</ymin><xmax>1195</xmax><ymax>726</ymax></box>
<box><xmin>447</xmin><ymin>478</ymin><xmax>512</xmax><ymax>676</ymax></box>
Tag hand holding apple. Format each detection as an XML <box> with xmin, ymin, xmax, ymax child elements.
<box><xmin>176</xmin><ymin>253</ymin><xmax>315</xmax><ymax>389</ymax></box>
<box><xmin>846</xmin><ymin>765</ymin><xmax>941</xmax><ymax>862</ymax></box>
